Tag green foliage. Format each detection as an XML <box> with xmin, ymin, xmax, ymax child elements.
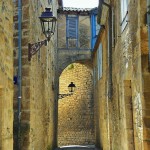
<box><xmin>67</xmin><ymin>64</ymin><xmax>74</xmax><ymax>70</ymax></box>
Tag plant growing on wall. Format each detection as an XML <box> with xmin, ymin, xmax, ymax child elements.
<box><xmin>67</xmin><ymin>64</ymin><xmax>74</xmax><ymax>70</ymax></box>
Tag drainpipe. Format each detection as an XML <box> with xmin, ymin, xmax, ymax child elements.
<box><xmin>147</xmin><ymin>0</ymin><xmax>150</xmax><ymax>71</ymax></box>
<box><xmin>101</xmin><ymin>1</ymin><xmax>113</xmax><ymax>99</ymax></box>
<box><xmin>17</xmin><ymin>0</ymin><xmax>22</xmax><ymax>149</ymax></box>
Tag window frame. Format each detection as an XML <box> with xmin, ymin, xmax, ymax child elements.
<box><xmin>120</xmin><ymin>0</ymin><xmax>128</xmax><ymax>31</ymax></box>
<box><xmin>91</xmin><ymin>15</ymin><xmax>100</xmax><ymax>49</ymax></box>
<box><xmin>66</xmin><ymin>15</ymin><xmax>78</xmax><ymax>48</ymax></box>
<box><xmin>96</xmin><ymin>16</ymin><xmax>100</xmax><ymax>36</ymax></box>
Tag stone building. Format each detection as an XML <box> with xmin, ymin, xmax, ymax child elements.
<box><xmin>57</xmin><ymin>6</ymin><xmax>99</xmax><ymax>74</ymax></box>
<box><xmin>93</xmin><ymin>0</ymin><xmax>150</xmax><ymax>150</ymax></box>
<box><xmin>57</xmin><ymin>7</ymin><xmax>91</xmax><ymax>50</ymax></box>
<box><xmin>0</xmin><ymin>1</ymin><xmax>14</xmax><ymax>150</ymax></box>
<box><xmin>13</xmin><ymin>0</ymin><xmax>58</xmax><ymax>150</ymax></box>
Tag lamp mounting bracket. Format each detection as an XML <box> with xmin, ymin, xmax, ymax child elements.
<box><xmin>28</xmin><ymin>39</ymin><xmax>48</xmax><ymax>61</ymax></box>
<box><xmin>58</xmin><ymin>93</ymin><xmax>73</xmax><ymax>99</ymax></box>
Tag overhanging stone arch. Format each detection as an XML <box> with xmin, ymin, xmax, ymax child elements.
<box><xmin>58</xmin><ymin>49</ymin><xmax>92</xmax><ymax>76</ymax></box>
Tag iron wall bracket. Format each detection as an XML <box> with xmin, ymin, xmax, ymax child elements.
<box><xmin>58</xmin><ymin>93</ymin><xmax>73</xmax><ymax>99</ymax></box>
<box><xmin>28</xmin><ymin>39</ymin><xmax>48</xmax><ymax>61</ymax></box>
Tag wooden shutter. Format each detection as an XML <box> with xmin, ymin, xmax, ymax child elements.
<box><xmin>67</xmin><ymin>16</ymin><xmax>77</xmax><ymax>39</ymax></box>
<box><xmin>66</xmin><ymin>15</ymin><xmax>78</xmax><ymax>48</ymax></box>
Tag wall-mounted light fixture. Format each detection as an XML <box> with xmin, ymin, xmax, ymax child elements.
<box><xmin>59</xmin><ymin>82</ymin><xmax>76</xmax><ymax>99</ymax></box>
<box><xmin>28</xmin><ymin>8</ymin><xmax>57</xmax><ymax>61</ymax></box>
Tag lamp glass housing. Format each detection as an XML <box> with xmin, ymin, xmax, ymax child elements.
<box><xmin>68</xmin><ymin>82</ymin><xmax>76</xmax><ymax>93</ymax></box>
<box><xmin>39</xmin><ymin>8</ymin><xmax>57</xmax><ymax>40</ymax></box>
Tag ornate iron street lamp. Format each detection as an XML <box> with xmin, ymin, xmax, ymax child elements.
<box><xmin>59</xmin><ymin>82</ymin><xmax>76</xmax><ymax>99</ymax></box>
<box><xmin>68</xmin><ymin>82</ymin><xmax>76</xmax><ymax>93</ymax></box>
<box><xmin>28</xmin><ymin>8</ymin><xmax>57</xmax><ymax>61</ymax></box>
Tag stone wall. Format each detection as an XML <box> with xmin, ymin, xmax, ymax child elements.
<box><xmin>58</xmin><ymin>63</ymin><xmax>95</xmax><ymax>146</ymax></box>
<box><xmin>93</xmin><ymin>0</ymin><xmax>149</xmax><ymax>149</ymax></box>
<box><xmin>0</xmin><ymin>0</ymin><xmax>14</xmax><ymax>150</ymax></box>
<box><xmin>93</xmin><ymin>28</ymin><xmax>109</xmax><ymax>150</ymax></box>
<box><xmin>13</xmin><ymin>0</ymin><xmax>58</xmax><ymax>150</ymax></box>
<box><xmin>140</xmin><ymin>1</ymin><xmax>150</xmax><ymax>150</ymax></box>
<box><xmin>57</xmin><ymin>13</ymin><xmax>91</xmax><ymax>49</ymax></box>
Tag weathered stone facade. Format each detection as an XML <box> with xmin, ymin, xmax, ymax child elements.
<box><xmin>0</xmin><ymin>1</ymin><xmax>14</xmax><ymax>150</ymax></box>
<box><xmin>93</xmin><ymin>0</ymin><xmax>150</xmax><ymax>150</ymax></box>
<box><xmin>57</xmin><ymin>9</ymin><xmax>91</xmax><ymax>49</ymax></box>
<box><xmin>58</xmin><ymin>63</ymin><xmax>95</xmax><ymax>146</ymax></box>
<box><xmin>57</xmin><ymin>7</ymin><xmax>92</xmax><ymax>80</ymax></box>
<box><xmin>13</xmin><ymin>0</ymin><xmax>58</xmax><ymax>150</ymax></box>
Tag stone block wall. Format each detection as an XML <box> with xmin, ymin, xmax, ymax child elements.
<box><xmin>58</xmin><ymin>63</ymin><xmax>95</xmax><ymax>146</ymax></box>
<box><xmin>109</xmin><ymin>1</ymin><xmax>143</xmax><ymax>149</ymax></box>
<box><xmin>140</xmin><ymin>1</ymin><xmax>150</xmax><ymax>149</ymax></box>
<box><xmin>93</xmin><ymin>27</ymin><xmax>110</xmax><ymax>150</ymax></box>
<box><xmin>13</xmin><ymin>0</ymin><xmax>58</xmax><ymax>150</ymax></box>
<box><xmin>0</xmin><ymin>0</ymin><xmax>14</xmax><ymax>150</ymax></box>
<box><xmin>79</xmin><ymin>16</ymin><xmax>91</xmax><ymax>49</ymax></box>
<box><xmin>57</xmin><ymin>14</ymin><xmax>66</xmax><ymax>48</ymax></box>
<box><xmin>93</xmin><ymin>0</ymin><xmax>150</xmax><ymax>149</ymax></box>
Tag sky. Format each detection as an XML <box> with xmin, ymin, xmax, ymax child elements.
<box><xmin>63</xmin><ymin>0</ymin><xmax>99</xmax><ymax>8</ymax></box>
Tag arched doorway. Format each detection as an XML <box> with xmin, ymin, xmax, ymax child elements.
<box><xmin>58</xmin><ymin>62</ymin><xmax>95</xmax><ymax>146</ymax></box>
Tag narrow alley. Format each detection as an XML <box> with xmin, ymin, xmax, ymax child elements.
<box><xmin>1</xmin><ymin>0</ymin><xmax>150</xmax><ymax>150</ymax></box>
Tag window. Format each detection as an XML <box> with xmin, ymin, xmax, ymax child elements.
<box><xmin>91</xmin><ymin>15</ymin><xmax>100</xmax><ymax>49</ymax></box>
<box><xmin>121</xmin><ymin>0</ymin><xmax>128</xmax><ymax>31</ymax></box>
<box><xmin>96</xmin><ymin>16</ymin><xmax>100</xmax><ymax>36</ymax></box>
<box><xmin>97</xmin><ymin>43</ymin><xmax>103</xmax><ymax>80</ymax></box>
<box><xmin>66</xmin><ymin>15</ymin><xmax>78</xmax><ymax>48</ymax></box>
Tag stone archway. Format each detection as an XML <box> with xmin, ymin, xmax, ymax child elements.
<box><xmin>58</xmin><ymin>62</ymin><xmax>95</xmax><ymax>146</ymax></box>
<box><xmin>58</xmin><ymin>49</ymin><xmax>92</xmax><ymax>76</ymax></box>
